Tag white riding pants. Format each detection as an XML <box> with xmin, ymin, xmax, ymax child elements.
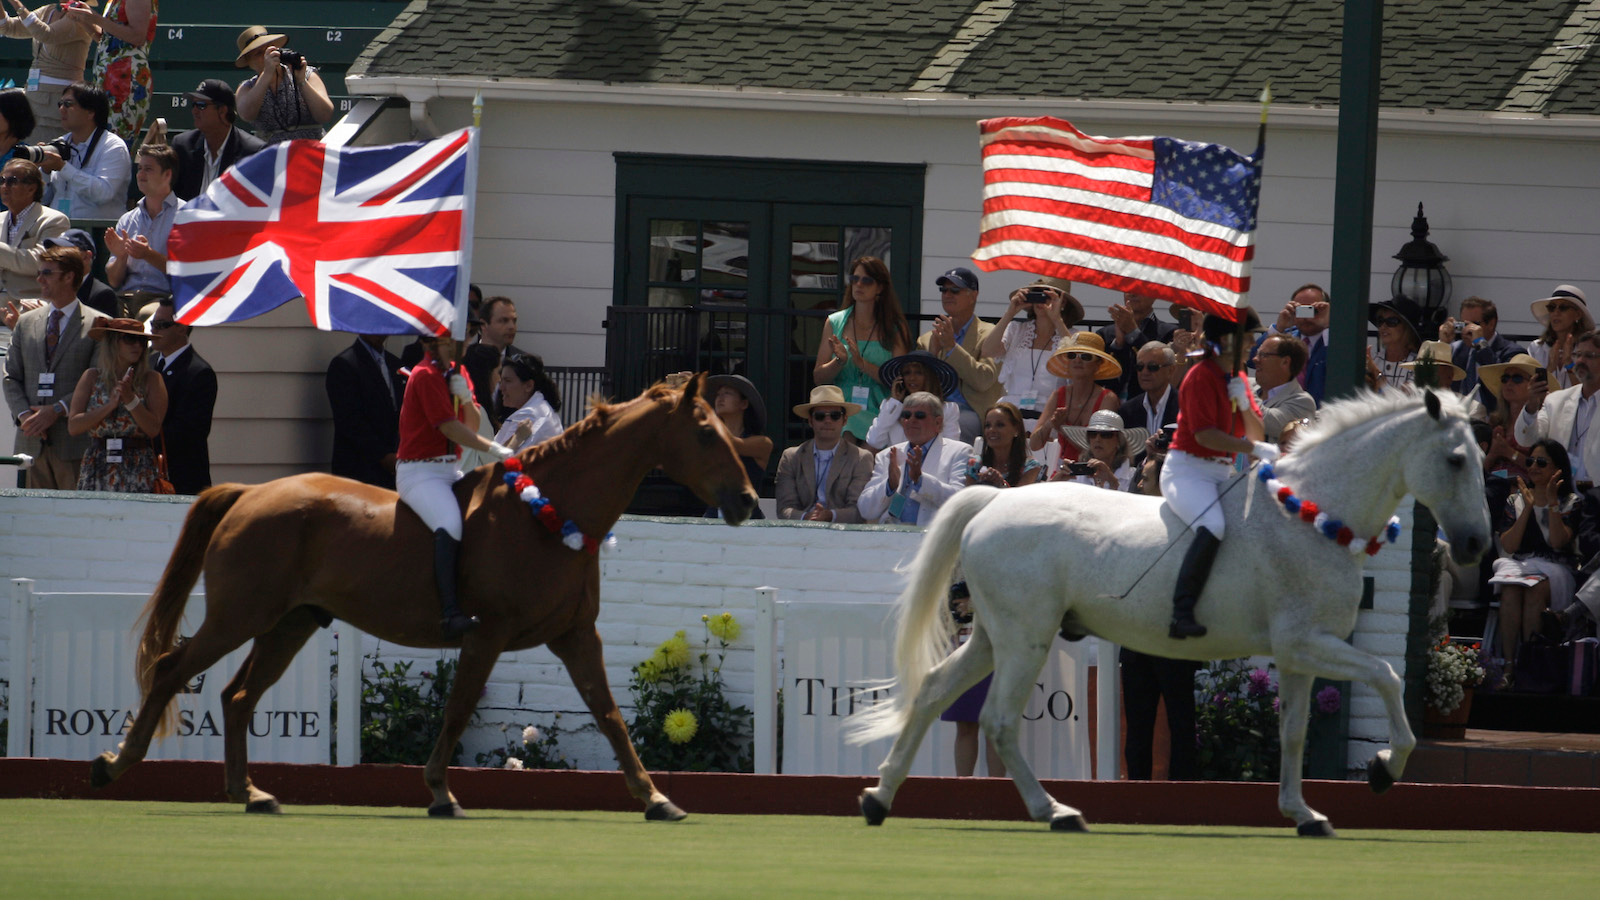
<box><xmin>1159</xmin><ymin>449</ymin><xmax>1233</xmax><ymax>537</ymax></box>
<box><xmin>396</xmin><ymin>459</ymin><xmax>465</xmax><ymax>539</ymax></box>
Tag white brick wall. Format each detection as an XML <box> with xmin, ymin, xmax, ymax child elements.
<box><xmin>1347</xmin><ymin>500</ymin><xmax>1420</xmax><ymax>773</ymax></box>
<box><xmin>1</xmin><ymin>489</ymin><xmax>1422</xmax><ymax>772</ymax></box>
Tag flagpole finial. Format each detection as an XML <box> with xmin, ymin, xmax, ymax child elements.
<box><xmin>473</xmin><ymin>90</ymin><xmax>484</xmax><ymax>129</ymax></box>
<box><xmin>1259</xmin><ymin>83</ymin><xmax>1272</xmax><ymax>123</ymax></box>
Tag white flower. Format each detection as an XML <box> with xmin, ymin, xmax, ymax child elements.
<box><xmin>522</xmin><ymin>725</ymin><xmax>540</xmax><ymax>745</ymax></box>
<box><xmin>503</xmin><ymin>757</ymin><xmax>524</xmax><ymax>770</ymax></box>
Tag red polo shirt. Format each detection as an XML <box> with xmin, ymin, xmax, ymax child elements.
<box><xmin>398</xmin><ymin>353</ymin><xmax>472</xmax><ymax>461</ymax></box>
<box><xmin>1171</xmin><ymin>356</ymin><xmax>1261</xmax><ymax>459</ymax></box>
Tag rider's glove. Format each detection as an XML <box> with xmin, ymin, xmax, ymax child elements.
<box><xmin>1250</xmin><ymin>441</ymin><xmax>1282</xmax><ymax>463</ymax></box>
<box><xmin>486</xmin><ymin>442</ymin><xmax>515</xmax><ymax>461</ymax></box>
<box><xmin>1227</xmin><ymin>376</ymin><xmax>1252</xmax><ymax>406</ymax></box>
<box><xmin>447</xmin><ymin>372</ymin><xmax>473</xmax><ymax>403</ymax></box>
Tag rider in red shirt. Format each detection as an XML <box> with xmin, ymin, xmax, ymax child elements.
<box><xmin>396</xmin><ymin>334</ymin><xmax>516</xmax><ymax>639</ymax></box>
<box><xmin>1159</xmin><ymin>307</ymin><xmax>1279</xmax><ymax>638</ymax></box>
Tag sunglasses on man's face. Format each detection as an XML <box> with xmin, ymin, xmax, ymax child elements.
<box><xmin>56</xmin><ymin>98</ymin><xmax>77</xmax><ymax>108</ymax></box>
<box><xmin>190</xmin><ymin>100</ymin><xmax>210</xmax><ymax>110</ymax></box>
<box><xmin>150</xmin><ymin>320</ymin><xmax>178</xmax><ymax>331</ymax></box>
<box><xmin>848</xmin><ymin>274</ymin><xmax>876</xmax><ymax>286</ymax></box>
<box><xmin>1133</xmin><ymin>363</ymin><xmax>1170</xmax><ymax>373</ymax></box>
<box><xmin>810</xmin><ymin>410</ymin><xmax>844</xmax><ymax>422</ymax></box>
<box><xmin>937</xmin><ymin>285</ymin><xmax>967</xmax><ymax>295</ymax></box>
<box><xmin>0</xmin><ymin>176</ymin><xmax>28</xmax><ymax>187</ymax></box>
<box><xmin>900</xmin><ymin>410</ymin><xmax>932</xmax><ymax>421</ymax></box>
<box><xmin>36</xmin><ymin>269</ymin><xmax>58</xmax><ymax>278</ymax></box>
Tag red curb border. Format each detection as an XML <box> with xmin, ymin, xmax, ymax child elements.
<box><xmin>5</xmin><ymin>758</ymin><xmax>1597</xmax><ymax>832</ymax></box>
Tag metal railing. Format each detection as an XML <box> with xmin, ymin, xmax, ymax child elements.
<box><xmin>543</xmin><ymin>366</ymin><xmax>611</xmax><ymax>426</ymax></box>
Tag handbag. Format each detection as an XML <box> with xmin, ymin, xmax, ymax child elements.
<box><xmin>1513</xmin><ymin>635</ymin><xmax>1568</xmax><ymax>694</ymax></box>
<box><xmin>153</xmin><ymin>433</ymin><xmax>176</xmax><ymax>495</ymax></box>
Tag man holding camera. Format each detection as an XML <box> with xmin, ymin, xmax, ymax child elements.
<box><xmin>234</xmin><ymin>26</ymin><xmax>334</xmax><ymax>145</ymax></box>
<box><xmin>170</xmin><ymin>79</ymin><xmax>267</xmax><ymax>202</ymax></box>
<box><xmin>34</xmin><ymin>81</ymin><xmax>129</xmax><ymax>221</ymax></box>
<box><xmin>1440</xmin><ymin>296</ymin><xmax>1521</xmax><ymax>408</ymax></box>
<box><xmin>1255</xmin><ymin>284</ymin><xmax>1332</xmax><ymax>405</ymax></box>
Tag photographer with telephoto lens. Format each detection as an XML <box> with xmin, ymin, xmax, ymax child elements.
<box><xmin>233</xmin><ymin>25</ymin><xmax>333</xmax><ymax>144</ymax></box>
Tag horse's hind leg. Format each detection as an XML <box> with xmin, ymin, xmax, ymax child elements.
<box><xmin>1274</xmin><ymin>670</ymin><xmax>1333</xmax><ymax>836</ymax></box>
<box><xmin>979</xmin><ymin>631</ymin><xmax>1086</xmax><ymax>831</ymax></box>
<box><xmin>219</xmin><ymin>609</ymin><xmax>321</xmax><ymax>813</ymax></box>
<box><xmin>92</xmin><ymin>621</ymin><xmax>246</xmax><ymax>788</ymax></box>
<box><xmin>422</xmin><ymin>639</ymin><xmax>503</xmax><ymax>818</ymax></box>
<box><xmin>861</xmin><ymin>628</ymin><xmax>996</xmax><ymax>823</ymax></box>
<box><xmin>547</xmin><ymin>625</ymin><xmax>683</xmax><ymax>821</ymax></box>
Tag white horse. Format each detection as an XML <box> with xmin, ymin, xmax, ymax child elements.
<box><xmin>847</xmin><ymin>389</ymin><xmax>1490</xmax><ymax>836</ymax></box>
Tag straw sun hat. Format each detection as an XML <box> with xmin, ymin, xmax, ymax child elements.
<box><xmin>235</xmin><ymin>25</ymin><xmax>289</xmax><ymax>67</ymax></box>
<box><xmin>1399</xmin><ymin>340</ymin><xmax>1465</xmax><ymax>383</ymax></box>
<box><xmin>1046</xmin><ymin>331</ymin><xmax>1121</xmax><ymax>380</ymax></box>
<box><xmin>792</xmin><ymin>385</ymin><xmax>863</xmax><ymax>419</ymax></box>
<box><xmin>1530</xmin><ymin>284</ymin><xmax>1592</xmax><ymax>331</ymax></box>
<box><xmin>1476</xmin><ymin>353</ymin><xmax>1541</xmax><ymax>402</ymax></box>
<box><xmin>88</xmin><ymin>317</ymin><xmax>154</xmax><ymax>342</ymax></box>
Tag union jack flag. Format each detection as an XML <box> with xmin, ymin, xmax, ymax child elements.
<box><xmin>168</xmin><ymin>128</ymin><xmax>478</xmax><ymax>337</ymax></box>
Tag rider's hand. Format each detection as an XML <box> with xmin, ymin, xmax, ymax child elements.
<box><xmin>1227</xmin><ymin>376</ymin><xmax>1252</xmax><ymax>406</ymax></box>
<box><xmin>447</xmin><ymin>371</ymin><xmax>473</xmax><ymax>403</ymax></box>
<box><xmin>486</xmin><ymin>441</ymin><xmax>515</xmax><ymax>461</ymax></box>
<box><xmin>1251</xmin><ymin>441</ymin><xmax>1282</xmax><ymax>463</ymax></box>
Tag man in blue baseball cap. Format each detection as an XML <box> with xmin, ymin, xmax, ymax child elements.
<box><xmin>920</xmin><ymin>266</ymin><xmax>1001</xmax><ymax>442</ymax></box>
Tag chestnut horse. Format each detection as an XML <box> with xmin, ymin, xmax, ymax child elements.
<box><xmin>89</xmin><ymin>373</ymin><xmax>757</xmax><ymax>819</ymax></box>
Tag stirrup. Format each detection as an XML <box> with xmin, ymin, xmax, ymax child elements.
<box><xmin>440</xmin><ymin>613</ymin><xmax>480</xmax><ymax>640</ymax></box>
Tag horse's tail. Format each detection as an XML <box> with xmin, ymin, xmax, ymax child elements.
<box><xmin>136</xmin><ymin>483</ymin><xmax>249</xmax><ymax>737</ymax></box>
<box><xmin>845</xmin><ymin>486</ymin><xmax>1002</xmax><ymax>745</ymax></box>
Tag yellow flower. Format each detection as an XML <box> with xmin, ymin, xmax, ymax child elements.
<box><xmin>707</xmin><ymin>612</ymin><xmax>741</xmax><ymax>643</ymax></box>
<box><xmin>663</xmin><ymin>709</ymin><xmax>698</xmax><ymax>744</ymax></box>
<box><xmin>636</xmin><ymin>657</ymin><xmax>662</xmax><ymax>682</ymax></box>
<box><xmin>658</xmin><ymin>631</ymin><xmax>691</xmax><ymax>668</ymax></box>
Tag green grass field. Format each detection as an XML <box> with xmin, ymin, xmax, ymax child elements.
<box><xmin>1</xmin><ymin>799</ymin><xmax>1590</xmax><ymax>897</ymax></box>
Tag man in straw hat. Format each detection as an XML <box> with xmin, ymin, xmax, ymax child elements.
<box><xmin>1515</xmin><ymin>330</ymin><xmax>1600</xmax><ymax>493</ymax></box>
<box><xmin>169</xmin><ymin>78</ymin><xmax>266</xmax><ymax>201</ymax></box>
<box><xmin>775</xmin><ymin>385</ymin><xmax>874</xmax><ymax>522</ymax></box>
<box><xmin>3</xmin><ymin>244</ymin><xmax>97</xmax><ymax>487</ymax></box>
<box><xmin>1161</xmin><ymin>307</ymin><xmax>1280</xmax><ymax>639</ymax></box>
<box><xmin>919</xmin><ymin>266</ymin><xmax>1001</xmax><ymax>444</ymax></box>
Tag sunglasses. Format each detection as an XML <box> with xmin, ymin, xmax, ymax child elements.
<box><xmin>1061</xmin><ymin>352</ymin><xmax>1097</xmax><ymax>361</ymax></box>
<box><xmin>1546</xmin><ymin>303</ymin><xmax>1576</xmax><ymax>314</ymax></box>
<box><xmin>1087</xmin><ymin>431</ymin><xmax>1119</xmax><ymax>439</ymax></box>
<box><xmin>1529</xmin><ymin>457</ymin><xmax>1553</xmax><ymax>469</ymax></box>
<box><xmin>0</xmin><ymin>176</ymin><xmax>28</xmax><ymax>186</ymax></box>
<box><xmin>937</xmin><ymin>285</ymin><xmax>967</xmax><ymax>295</ymax></box>
<box><xmin>848</xmin><ymin>274</ymin><xmax>877</xmax><ymax>286</ymax></box>
<box><xmin>36</xmin><ymin>268</ymin><xmax>58</xmax><ymax>277</ymax></box>
<box><xmin>116</xmin><ymin>333</ymin><xmax>147</xmax><ymax>345</ymax></box>
<box><xmin>899</xmin><ymin>410</ymin><xmax>932</xmax><ymax>420</ymax></box>
<box><xmin>1500</xmin><ymin>373</ymin><xmax>1528</xmax><ymax>385</ymax></box>
<box><xmin>1133</xmin><ymin>363</ymin><xmax>1170</xmax><ymax>372</ymax></box>
<box><xmin>1375</xmin><ymin>316</ymin><xmax>1405</xmax><ymax>328</ymax></box>
<box><xmin>191</xmin><ymin>100</ymin><xmax>211</xmax><ymax>110</ymax></box>
<box><xmin>810</xmin><ymin>410</ymin><xmax>844</xmax><ymax>422</ymax></box>
<box><xmin>150</xmin><ymin>320</ymin><xmax>178</xmax><ymax>331</ymax></box>
<box><xmin>1576</xmin><ymin>351</ymin><xmax>1600</xmax><ymax>360</ymax></box>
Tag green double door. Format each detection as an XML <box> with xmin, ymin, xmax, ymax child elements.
<box><xmin>616</xmin><ymin>157</ymin><xmax>926</xmax><ymax>459</ymax></box>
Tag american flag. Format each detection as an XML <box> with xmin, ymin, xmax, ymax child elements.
<box><xmin>168</xmin><ymin>128</ymin><xmax>478</xmax><ymax>337</ymax></box>
<box><xmin>973</xmin><ymin>116</ymin><xmax>1263</xmax><ymax>321</ymax></box>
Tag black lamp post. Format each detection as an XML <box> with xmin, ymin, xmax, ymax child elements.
<box><xmin>1391</xmin><ymin>202</ymin><xmax>1451</xmax><ymax>315</ymax></box>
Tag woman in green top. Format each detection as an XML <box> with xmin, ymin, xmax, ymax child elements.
<box><xmin>813</xmin><ymin>255</ymin><xmax>912</xmax><ymax>441</ymax></box>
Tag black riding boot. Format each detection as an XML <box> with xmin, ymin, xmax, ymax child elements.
<box><xmin>1169</xmin><ymin>527</ymin><xmax>1221</xmax><ymax>639</ymax></box>
<box><xmin>434</xmin><ymin>529</ymin><xmax>480</xmax><ymax>640</ymax></box>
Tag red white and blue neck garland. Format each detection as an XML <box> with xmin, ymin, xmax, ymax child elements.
<box><xmin>1256</xmin><ymin>462</ymin><xmax>1401</xmax><ymax>557</ymax></box>
<box><xmin>502</xmin><ymin>458</ymin><xmax>616</xmax><ymax>554</ymax></box>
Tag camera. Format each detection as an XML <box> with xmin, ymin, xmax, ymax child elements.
<box><xmin>1295</xmin><ymin>304</ymin><xmax>1315</xmax><ymax>318</ymax></box>
<box><xmin>1066</xmin><ymin>462</ymin><xmax>1095</xmax><ymax>476</ymax></box>
<box><xmin>279</xmin><ymin>48</ymin><xmax>306</xmax><ymax>70</ymax></box>
<box><xmin>15</xmin><ymin>137</ymin><xmax>72</xmax><ymax>164</ymax></box>
<box><xmin>1024</xmin><ymin>288</ymin><xmax>1050</xmax><ymax>304</ymax></box>
<box><xmin>1154</xmin><ymin>429</ymin><xmax>1173</xmax><ymax>451</ymax></box>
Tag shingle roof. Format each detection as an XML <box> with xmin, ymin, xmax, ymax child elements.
<box><xmin>353</xmin><ymin>0</ymin><xmax>1600</xmax><ymax>115</ymax></box>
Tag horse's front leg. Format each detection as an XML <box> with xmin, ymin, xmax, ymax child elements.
<box><xmin>547</xmin><ymin>625</ymin><xmax>684</xmax><ymax>821</ymax></box>
<box><xmin>1274</xmin><ymin>670</ymin><xmax>1333</xmax><ymax>836</ymax></box>
<box><xmin>423</xmin><ymin>638</ymin><xmax>503</xmax><ymax>817</ymax></box>
<box><xmin>1280</xmin><ymin>631</ymin><xmax>1415</xmax><ymax>795</ymax></box>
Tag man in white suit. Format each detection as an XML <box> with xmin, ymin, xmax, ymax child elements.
<box><xmin>857</xmin><ymin>391</ymin><xmax>975</xmax><ymax>526</ymax></box>
<box><xmin>1516</xmin><ymin>331</ymin><xmax>1600</xmax><ymax>488</ymax></box>
<box><xmin>775</xmin><ymin>385</ymin><xmax>875</xmax><ymax>522</ymax></box>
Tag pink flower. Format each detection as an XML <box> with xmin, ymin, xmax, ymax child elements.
<box><xmin>1316</xmin><ymin>685</ymin><xmax>1342</xmax><ymax>715</ymax></box>
<box><xmin>1247</xmin><ymin>668</ymin><xmax>1273</xmax><ymax>697</ymax></box>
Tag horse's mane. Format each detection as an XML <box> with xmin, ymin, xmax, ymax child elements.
<box><xmin>518</xmin><ymin>380</ymin><xmax>690</xmax><ymax>467</ymax></box>
<box><xmin>1290</xmin><ymin>388</ymin><xmax>1470</xmax><ymax>454</ymax></box>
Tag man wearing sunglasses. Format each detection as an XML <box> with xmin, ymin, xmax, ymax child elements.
<box><xmin>143</xmin><ymin>297</ymin><xmax>217</xmax><ymax>494</ymax></box>
<box><xmin>40</xmin><ymin>228</ymin><xmax>116</xmax><ymax>316</ymax></box>
<box><xmin>3</xmin><ymin>245</ymin><xmax>96</xmax><ymax>488</ymax></box>
<box><xmin>920</xmin><ymin>267</ymin><xmax>1000</xmax><ymax>444</ymax></box>
<box><xmin>775</xmin><ymin>385</ymin><xmax>874</xmax><ymax>522</ymax></box>
<box><xmin>856</xmin><ymin>391</ymin><xmax>974</xmax><ymax>526</ymax></box>
<box><xmin>170</xmin><ymin>79</ymin><xmax>267</xmax><ymax>202</ymax></box>
<box><xmin>1516</xmin><ymin>331</ymin><xmax>1600</xmax><ymax>493</ymax></box>
<box><xmin>1118</xmin><ymin>342</ymin><xmax>1181</xmax><ymax>434</ymax></box>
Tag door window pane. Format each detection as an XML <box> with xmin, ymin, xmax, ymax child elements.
<box><xmin>844</xmin><ymin>226</ymin><xmax>892</xmax><ymax>271</ymax></box>
<box><xmin>648</xmin><ymin>219</ymin><xmax>696</xmax><ymax>282</ymax></box>
<box><xmin>700</xmin><ymin>221</ymin><xmax>750</xmax><ymax>286</ymax></box>
<box><xmin>790</xmin><ymin>224</ymin><xmax>839</xmax><ymax>289</ymax></box>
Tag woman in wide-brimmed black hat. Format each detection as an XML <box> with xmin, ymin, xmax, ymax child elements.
<box><xmin>704</xmin><ymin>374</ymin><xmax>772</xmax><ymax>519</ymax></box>
<box><xmin>863</xmin><ymin>349</ymin><xmax>960</xmax><ymax>452</ymax></box>
<box><xmin>1365</xmin><ymin>296</ymin><xmax>1426</xmax><ymax>392</ymax></box>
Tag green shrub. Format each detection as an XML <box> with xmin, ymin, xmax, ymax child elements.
<box><xmin>626</xmin><ymin>613</ymin><xmax>752</xmax><ymax>772</ymax></box>
<box><xmin>360</xmin><ymin>656</ymin><xmax>470</xmax><ymax>765</ymax></box>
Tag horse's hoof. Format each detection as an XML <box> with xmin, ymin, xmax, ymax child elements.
<box><xmin>89</xmin><ymin>753</ymin><xmax>114</xmax><ymax>789</ymax></box>
<box><xmin>245</xmin><ymin>796</ymin><xmax>281</xmax><ymax>814</ymax></box>
<box><xmin>1367</xmin><ymin>756</ymin><xmax>1396</xmax><ymax>794</ymax></box>
<box><xmin>860</xmin><ymin>791</ymin><xmax>889</xmax><ymax>826</ymax></box>
<box><xmin>427</xmin><ymin>801</ymin><xmax>465</xmax><ymax>818</ymax></box>
<box><xmin>644</xmin><ymin>800</ymin><xmax>687</xmax><ymax>821</ymax></box>
<box><xmin>1297</xmin><ymin>820</ymin><xmax>1337</xmax><ymax>838</ymax></box>
<box><xmin>1050</xmin><ymin>814</ymin><xmax>1090</xmax><ymax>833</ymax></box>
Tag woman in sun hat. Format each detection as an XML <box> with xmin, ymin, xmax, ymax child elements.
<box><xmin>978</xmin><ymin>276</ymin><xmax>1082</xmax><ymax>419</ymax></box>
<box><xmin>1027</xmin><ymin>331</ymin><xmax>1121</xmax><ymax>462</ymax></box>
<box><xmin>865</xmin><ymin>349</ymin><xmax>960</xmax><ymax>451</ymax></box>
<box><xmin>234</xmin><ymin>24</ymin><xmax>334</xmax><ymax>144</ymax></box>
<box><xmin>1054</xmin><ymin>408</ymin><xmax>1148</xmax><ymax>492</ymax></box>
<box><xmin>1528</xmin><ymin>284</ymin><xmax>1591</xmax><ymax>390</ymax></box>
<box><xmin>1364</xmin><ymin>296</ymin><xmax>1425</xmax><ymax>392</ymax></box>
<box><xmin>65</xmin><ymin>315</ymin><xmax>164</xmax><ymax>491</ymax></box>
<box><xmin>1160</xmin><ymin>307</ymin><xmax>1278</xmax><ymax>639</ymax></box>
<box><xmin>1480</xmin><ymin>352</ymin><xmax>1542</xmax><ymax>480</ymax></box>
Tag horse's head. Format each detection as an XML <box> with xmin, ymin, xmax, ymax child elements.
<box><xmin>1402</xmin><ymin>390</ymin><xmax>1492</xmax><ymax>565</ymax></box>
<box><xmin>654</xmin><ymin>372</ymin><xmax>759</xmax><ymax>524</ymax></box>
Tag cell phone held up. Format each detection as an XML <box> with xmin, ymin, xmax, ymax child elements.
<box><xmin>1066</xmin><ymin>462</ymin><xmax>1095</xmax><ymax>477</ymax></box>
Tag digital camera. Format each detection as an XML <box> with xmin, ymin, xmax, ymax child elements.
<box><xmin>15</xmin><ymin>137</ymin><xmax>72</xmax><ymax>165</ymax></box>
<box><xmin>279</xmin><ymin>48</ymin><xmax>306</xmax><ymax>70</ymax></box>
<box><xmin>1024</xmin><ymin>288</ymin><xmax>1051</xmax><ymax>304</ymax></box>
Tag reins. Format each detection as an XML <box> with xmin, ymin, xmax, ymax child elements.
<box><xmin>1103</xmin><ymin>462</ymin><xmax>1254</xmax><ymax>601</ymax></box>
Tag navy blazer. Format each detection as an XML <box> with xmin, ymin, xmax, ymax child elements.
<box><xmin>1119</xmin><ymin>388</ymin><xmax>1179</xmax><ymax>433</ymax></box>
<box><xmin>1451</xmin><ymin>332</ymin><xmax>1522</xmax><ymax>412</ymax></box>
<box><xmin>158</xmin><ymin>347</ymin><xmax>217</xmax><ymax>494</ymax></box>
<box><xmin>326</xmin><ymin>339</ymin><xmax>405</xmax><ymax>488</ymax></box>
<box><xmin>171</xmin><ymin>126</ymin><xmax>268</xmax><ymax>201</ymax></box>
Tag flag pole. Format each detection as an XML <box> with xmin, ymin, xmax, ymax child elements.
<box><xmin>1231</xmin><ymin>84</ymin><xmax>1272</xmax><ymax>403</ymax></box>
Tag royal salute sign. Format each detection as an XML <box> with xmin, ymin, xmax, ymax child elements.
<box><xmin>9</xmin><ymin>582</ymin><xmax>331</xmax><ymax>763</ymax></box>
